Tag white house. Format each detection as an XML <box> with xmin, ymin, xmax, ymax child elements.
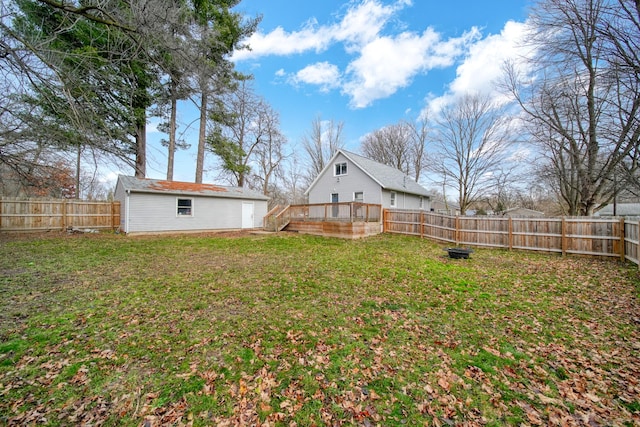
<box><xmin>114</xmin><ymin>175</ymin><xmax>269</xmax><ymax>234</ymax></box>
<box><xmin>305</xmin><ymin>150</ymin><xmax>431</xmax><ymax>210</ymax></box>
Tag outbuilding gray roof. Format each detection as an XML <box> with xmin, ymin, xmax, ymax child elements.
<box><xmin>117</xmin><ymin>175</ymin><xmax>269</xmax><ymax>201</ymax></box>
<box><xmin>338</xmin><ymin>150</ymin><xmax>432</xmax><ymax>197</ymax></box>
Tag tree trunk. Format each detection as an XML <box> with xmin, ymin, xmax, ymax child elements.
<box><xmin>167</xmin><ymin>85</ymin><xmax>177</xmax><ymax>181</ymax></box>
<box><xmin>195</xmin><ymin>90</ymin><xmax>207</xmax><ymax>184</ymax></box>
<box><xmin>135</xmin><ymin>120</ymin><xmax>146</xmax><ymax>178</ymax></box>
<box><xmin>75</xmin><ymin>145</ymin><xmax>82</xmax><ymax>199</ymax></box>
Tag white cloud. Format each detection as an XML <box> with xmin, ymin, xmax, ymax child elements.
<box><xmin>234</xmin><ymin>0</ymin><xmax>407</xmax><ymax>61</ymax></box>
<box><xmin>332</xmin><ymin>0</ymin><xmax>401</xmax><ymax>52</ymax></box>
<box><xmin>292</xmin><ymin>62</ymin><xmax>341</xmax><ymax>92</ymax></box>
<box><xmin>275</xmin><ymin>68</ymin><xmax>286</xmax><ymax>77</ymax></box>
<box><xmin>232</xmin><ymin>23</ymin><xmax>333</xmax><ymax>61</ymax></box>
<box><xmin>344</xmin><ymin>27</ymin><xmax>481</xmax><ymax>108</ymax></box>
<box><xmin>146</xmin><ymin>119</ymin><xmax>161</xmax><ymax>133</ymax></box>
<box><xmin>423</xmin><ymin>20</ymin><xmax>533</xmax><ymax>115</ymax></box>
<box><xmin>233</xmin><ymin>0</ymin><xmax>526</xmax><ymax>110</ymax></box>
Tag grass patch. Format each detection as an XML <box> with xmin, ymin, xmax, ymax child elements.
<box><xmin>0</xmin><ymin>231</ymin><xmax>639</xmax><ymax>426</ymax></box>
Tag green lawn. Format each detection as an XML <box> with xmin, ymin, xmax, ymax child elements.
<box><xmin>0</xmin><ymin>231</ymin><xmax>639</xmax><ymax>426</ymax></box>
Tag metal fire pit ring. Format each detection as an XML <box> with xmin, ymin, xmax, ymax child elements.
<box><xmin>445</xmin><ymin>247</ymin><xmax>474</xmax><ymax>259</ymax></box>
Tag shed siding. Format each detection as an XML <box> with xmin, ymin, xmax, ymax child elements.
<box><xmin>126</xmin><ymin>193</ymin><xmax>267</xmax><ymax>233</ymax></box>
<box><xmin>308</xmin><ymin>152</ymin><xmax>382</xmax><ymax>205</ymax></box>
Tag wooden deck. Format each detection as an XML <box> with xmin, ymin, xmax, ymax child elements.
<box><xmin>264</xmin><ymin>202</ymin><xmax>382</xmax><ymax>239</ymax></box>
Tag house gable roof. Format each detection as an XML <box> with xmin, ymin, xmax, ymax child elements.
<box><xmin>306</xmin><ymin>149</ymin><xmax>431</xmax><ymax>197</ymax></box>
<box><xmin>117</xmin><ymin>175</ymin><xmax>269</xmax><ymax>201</ymax></box>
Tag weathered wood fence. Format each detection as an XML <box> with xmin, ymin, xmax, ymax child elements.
<box><xmin>0</xmin><ymin>198</ymin><xmax>121</xmax><ymax>232</ymax></box>
<box><xmin>384</xmin><ymin>210</ymin><xmax>640</xmax><ymax>266</ymax></box>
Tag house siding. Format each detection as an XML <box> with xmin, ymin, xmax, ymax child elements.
<box><xmin>308</xmin><ymin>153</ymin><xmax>382</xmax><ymax>205</ymax></box>
<box><xmin>383</xmin><ymin>190</ymin><xmax>429</xmax><ymax>210</ymax></box>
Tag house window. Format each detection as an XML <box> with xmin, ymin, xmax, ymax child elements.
<box><xmin>334</xmin><ymin>162</ymin><xmax>347</xmax><ymax>176</ymax></box>
<box><xmin>177</xmin><ymin>198</ymin><xmax>193</xmax><ymax>216</ymax></box>
<box><xmin>354</xmin><ymin>192</ymin><xmax>364</xmax><ymax>203</ymax></box>
<box><xmin>390</xmin><ymin>192</ymin><xmax>397</xmax><ymax>207</ymax></box>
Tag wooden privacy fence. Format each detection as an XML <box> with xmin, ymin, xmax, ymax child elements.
<box><xmin>0</xmin><ymin>198</ymin><xmax>120</xmax><ymax>232</ymax></box>
<box><xmin>384</xmin><ymin>210</ymin><xmax>640</xmax><ymax>266</ymax></box>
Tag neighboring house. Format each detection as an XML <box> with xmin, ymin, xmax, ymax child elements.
<box><xmin>431</xmin><ymin>198</ymin><xmax>460</xmax><ymax>215</ymax></box>
<box><xmin>114</xmin><ymin>175</ymin><xmax>269</xmax><ymax>234</ymax></box>
<box><xmin>305</xmin><ymin>149</ymin><xmax>431</xmax><ymax>210</ymax></box>
<box><xmin>503</xmin><ymin>207</ymin><xmax>546</xmax><ymax>218</ymax></box>
<box><xmin>595</xmin><ymin>203</ymin><xmax>640</xmax><ymax>217</ymax></box>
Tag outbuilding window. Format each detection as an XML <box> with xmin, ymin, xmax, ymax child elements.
<box><xmin>177</xmin><ymin>198</ymin><xmax>193</xmax><ymax>216</ymax></box>
<box><xmin>354</xmin><ymin>191</ymin><xmax>364</xmax><ymax>202</ymax></box>
<box><xmin>335</xmin><ymin>162</ymin><xmax>347</xmax><ymax>176</ymax></box>
<box><xmin>390</xmin><ymin>192</ymin><xmax>397</xmax><ymax>207</ymax></box>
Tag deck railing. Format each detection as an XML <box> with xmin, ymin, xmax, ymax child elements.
<box><xmin>263</xmin><ymin>202</ymin><xmax>382</xmax><ymax>231</ymax></box>
<box><xmin>288</xmin><ymin>202</ymin><xmax>382</xmax><ymax>223</ymax></box>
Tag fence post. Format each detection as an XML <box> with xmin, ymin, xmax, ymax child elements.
<box><xmin>61</xmin><ymin>199</ymin><xmax>67</xmax><ymax>231</ymax></box>
<box><xmin>561</xmin><ymin>217</ymin><xmax>567</xmax><ymax>257</ymax></box>
<box><xmin>420</xmin><ymin>211</ymin><xmax>425</xmax><ymax>239</ymax></box>
<box><xmin>619</xmin><ymin>217</ymin><xmax>625</xmax><ymax>262</ymax></box>
<box><xmin>112</xmin><ymin>202</ymin><xmax>117</xmax><ymax>231</ymax></box>
<box><xmin>508</xmin><ymin>217</ymin><xmax>513</xmax><ymax>251</ymax></box>
<box><xmin>455</xmin><ymin>216</ymin><xmax>460</xmax><ymax>246</ymax></box>
<box><xmin>382</xmin><ymin>209</ymin><xmax>387</xmax><ymax>232</ymax></box>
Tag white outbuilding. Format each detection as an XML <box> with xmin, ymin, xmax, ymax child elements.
<box><xmin>114</xmin><ymin>175</ymin><xmax>269</xmax><ymax>234</ymax></box>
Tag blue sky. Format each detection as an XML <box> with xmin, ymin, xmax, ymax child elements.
<box><xmin>136</xmin><ymin>0</ymin><xmax>533</xmax><ymax>184</ymax></box>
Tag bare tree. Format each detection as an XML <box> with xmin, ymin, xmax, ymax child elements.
<box><xmin>280</xmin><ymin>153</ymin><xmax>307</xmax><ymax>205</ymax></box>
<box><xmin>361</xmin><ymin>122</ymin><xmax>413</xmax><ymax>174</ymax></box>
<box><xmin>503</xmin><ymin>0</ymin><xmax>640</xmax><ymax>215</ymax></box>
<box><xmin>360</xmin><ymin>117</ymin><xmax>430</xmax><ymax>181</ymax></box>
<box><xmin>430</xmin><ymin>93</ymin><xmax>513</xmax><ymax>215</ymax></box>
<box><xmin>209</xmin><ymin>80</ymin><xmax>282</xmax><ymax>188</ymax></box>
<box><xmin>409</xmin><ymin>116</ymin><xmax>430</xmax><ymax>182</ymax></box>
<box><xmin>250</xmin><ymin>104</ymin><xmax>286</xmax><ymax>196</ymax></box>
<box><xmin>301</xmin><ymin>115</ymin><xmax>345</xmax><ymax>183</ymax></box>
